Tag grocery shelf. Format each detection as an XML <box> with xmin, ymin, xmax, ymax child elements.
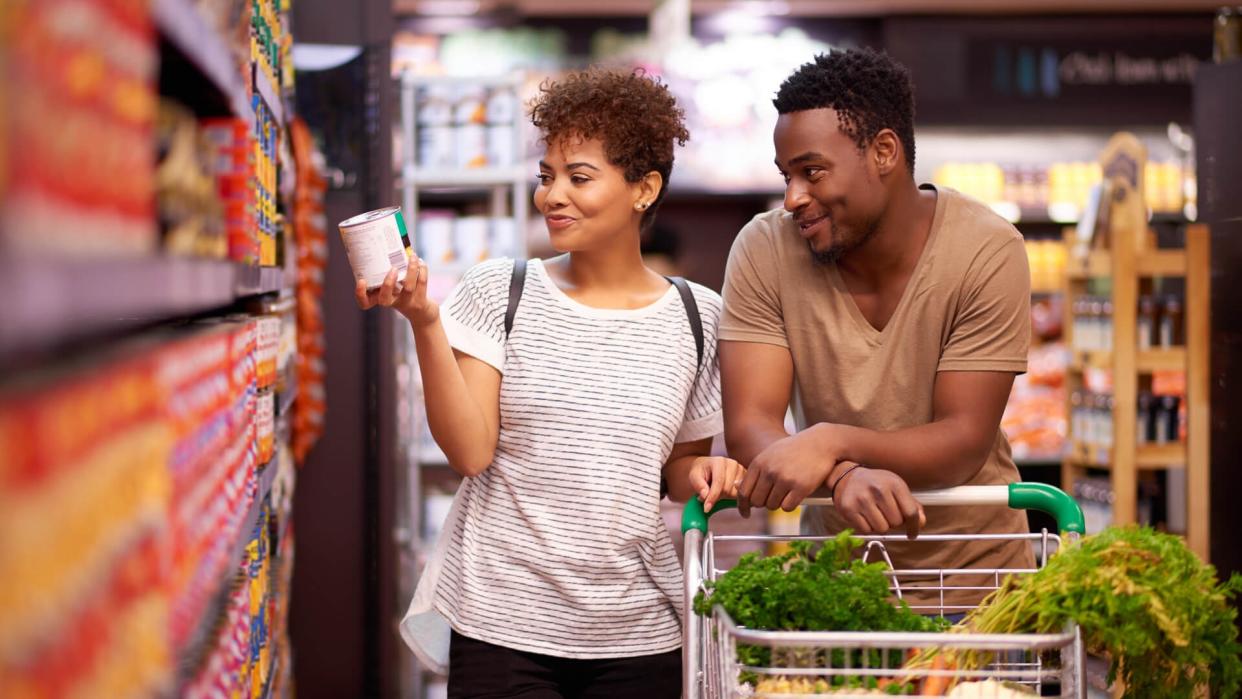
<box><xmin>176</xmin><ymin>459</ymin><xmax>278</xmax><ymax>683</ymax></box>
<box><xmin>1136</xmin><ymin>443</ymin><xmax>1187</xmax><ymax>468</ymax></box>
<box><xmin>0</xmin><ymin>257</ymin><xmax>282</xmax><ymax>363</ymax></box>
<box><xmin>403</xmin><ymin>166</ymin><xmax>527</xmax><ymax>188</ymax></box>
<box><xmin>1066</xmin><ymin>442</ymin><xmax>1187</xmax><ymax>469</ymax></box>
<box><xmin>1135</xmin><ymin>250</ymin><xmax>1187</xmax><ymax>277</ymax></box>
<box><xmin>253</xmin><ymin>62</ymin><xmax>285</xmax><ymax>125</ymax></box>
<box><xmin>1067</xmin><ymin>249</ymin><xmax>1188</xmax><ymax>279</ymax></box>
<box><xmin>1069</xmin><ymin>350</ymin><xmax>1112</xmax><ymax>372</ymax></box>
<box><xmin>153</xmin><ymin>0</ymin><xmax>250</xmax><ymax>119</ymax></box>
<box><xmin>1135</xmin><ymin>348</ymin><xmax>1187</xmax><ymax>372</ymax></box>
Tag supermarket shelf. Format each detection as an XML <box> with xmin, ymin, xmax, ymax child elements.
<box><xmin>231</xmin><ymin>461</ymin><xmax>280</xmax><ymax>573</ymax></box>
<box><xmin>176</xmin><ymin>460</ymin><xmax>278</xmax><ymax>684</ymax></box>
<box><xmin>0</xmin><ymin>258</ymin><xmax>282</xmax><ymax>363</ymax></box>
<box><xmin>1067</xmin><ymin>249</ymin><xmax>1189</xmax><ymax>279</ymax></box>
<box><xmin>1137</xmin><ymin>443</ymin><xmax>1187</xmax><ymax>468</ymax></box>
<box><xmin>277</xmin><ymin>380</ymin><xmax>299</xmax><ymax>417</ymax></box>
<box><xmin>1067</xmin><ymin>252</ymin><xmax>1111</xmax><ymax>279</ymax></box>
<box><xmin>253</xmin><ymin>62</ymin><xmax>285</xmax><ymax>125</ymax></box>
<box><xmin>1069</xmin><ymin>350</ymin><xmax>1112</xmax><ymax>371</ymax></box>
<box><xmin>404</xmin><ymin>166</ymin><xmax>526</xmax><ymax>188</ymax></box>
<box><xmin>262</xmin><ymin>655</ymin><xmax>279</xmax><ymax>699</ymax></box>
<box><xmin>1136</xmin><ymin>348</ymin><xmax>1187</xmax><ymax>372</ymax></box>
<box><xmin>402</xmin><ymin>72</ymin><xmax>523</xmax><ymax>88</ymax></box>
<box><xmin>1136</xmin><ymin>250</ymin><xmax>1187</xmax><ymax>277</ymax></box>
<box><xmin>1066</xmin><ymin>442</ymin><xmax>1111</xmax><ymax>469</ymax></box>
<box><xmin>153</xmin><ymin>0</ymin><xmax>250</xmax><ymax>119</ymax></box>
<box><xmin>1065</xmin><ymin>442</ymin><xmax>1187</xmax><ymax>469</ymax></box>
<box><xmin>1070</xmin><ymin>348</ymin><xmax>1186</xmax><ymax>373</ymax></box>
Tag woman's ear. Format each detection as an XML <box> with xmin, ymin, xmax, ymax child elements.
<box><xmin>632</xmin><ymin>171</ymin><xmax>663</xmax><ymax>212</ymax></box>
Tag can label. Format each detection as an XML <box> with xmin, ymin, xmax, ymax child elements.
<box><xmin>338</xmin><ymin>206</ymin><xmax>412</xmax><ymax>290</ymax></box>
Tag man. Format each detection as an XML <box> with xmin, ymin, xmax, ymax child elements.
<box><xmin>720</xmin><ymin>48</ymin><xmax>1034</xmax><ymax>612</ymax></box>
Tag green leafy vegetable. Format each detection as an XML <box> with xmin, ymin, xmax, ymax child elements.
<box><xmin>908</xmin><ymin>526</ymin><xmax>1242</xmax><ymax>698</ymax></box>
<box><xmin>694</xmin><ymin>533</ymin><xmax>947</xmax><ymax>691</ymax></box>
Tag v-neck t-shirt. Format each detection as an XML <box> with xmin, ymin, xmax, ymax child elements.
<box><xmin>718</xmin><ymin>185</ymin><xmax>1034</xmax><ymax>611</ymax></box>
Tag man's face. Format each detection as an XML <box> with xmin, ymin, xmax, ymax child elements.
<box><xmin>773</xmin><ymin>108</ymin><xmax>886</xmax><ymax>264</ymax></box>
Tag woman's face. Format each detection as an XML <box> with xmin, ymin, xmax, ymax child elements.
<box><xmin>534</xmin><ymin>136</ymin><xmax>646</xmax><ymax>253</ymax></box>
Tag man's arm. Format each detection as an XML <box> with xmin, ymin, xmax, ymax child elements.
<box><xmin>721</xmin><ymin>340</ymin><xmax>794</xmax><ymax>465</ymax></box>
<box><xmin>811</xmin><ymin>369</ymin><xmax>1016</xmax><ymax>490</ymax></box>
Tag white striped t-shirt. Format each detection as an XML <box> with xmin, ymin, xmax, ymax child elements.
<box><xmin>432</xmin><ymin>257</ymin><xmax>723</xmax><ymax>658</ymax></box>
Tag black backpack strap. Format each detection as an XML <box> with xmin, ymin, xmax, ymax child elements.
<box><xmin>666</xmin><ymin>276</ymin><xmax>704</xmax><ymax>375</ymax></box>
<box><xmin>505</xmin><ymin>259</ymin><xmax>527</xmax><ymax>339</ymax></box>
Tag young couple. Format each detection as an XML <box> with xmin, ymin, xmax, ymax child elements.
<box><xmin>360</xmin><ymin>48</ymin><xmax>1034</xmax><ymax>698</ymax></box>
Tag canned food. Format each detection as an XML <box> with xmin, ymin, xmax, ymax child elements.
<box><xmin>491</xmin><ymin>217</ymin><xmax>519</xmax><ymax>258</ymax></box>
<box><xmin>338</xmin><ymin>206</ymin><xmax>412</xmax><ymax>290</ymax></box>
<box><xmin>454</xmin><ymin>86</ymin><xmax>488</xmax><ymax>125</ymax></box>
<box><xmin>456</xmin><ymin>124</ymin><xmax>488</xmax><ymax>169</ymax></box>
<box><xmin>456</xmin><ymin>216</ymin><xmax>490</xmax><ymax>263</ymax></box>
<box><xmin>487</xmin><ymin>124</ymin><xmax>515</xmax><ymax>167</ymax></box>
<box><xmin>417</xmin><ymin>211</ymin><xmax>455</xmax><ymax>264</ymax></box>
<box><xmin>419</xmin><ymin>125</ymin><xmax>456</xmax><ymax>170</ymax></box>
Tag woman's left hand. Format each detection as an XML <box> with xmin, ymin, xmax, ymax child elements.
<box><xmin>688</xmin><ymin>456</ymin><xmax>746</xmax><ymax>511</ymax></box>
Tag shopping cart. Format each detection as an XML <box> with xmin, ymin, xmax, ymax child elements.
<box><xmin>682</xmin><ymin>483</ymin><xmax>1088</xmax><ymax>699</ymax></box>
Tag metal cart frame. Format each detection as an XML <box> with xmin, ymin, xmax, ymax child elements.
<box><xmin>682</xmin><ymin>484</ymin><xmax>1087</xmax><ymax>699</ymax></box>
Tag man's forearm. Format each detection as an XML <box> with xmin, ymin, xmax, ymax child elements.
<box><xmin>726</xmin><ymin>418</ymin><xmax>790</xmax><ymax>467</ymax></box>
<box><xmin>812</xmin><ymin>419</ymin><xmax>992</xmax><ymax>490</ymax></box>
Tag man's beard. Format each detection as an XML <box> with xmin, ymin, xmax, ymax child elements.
<box><xmin>811</xmin><ymin>218</ymin><xmax>878</xmax><ymax>265</ymax></box>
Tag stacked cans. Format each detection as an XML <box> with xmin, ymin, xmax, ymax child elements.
<box><xmin>416</xmin><ymin>212</ymin><xmax>521</xmax><ymax>266</ymax></box>
<box><xmin>417</xmin><ymin>84</ymin><xmax>517</xmax><ymax>170</ymax></box>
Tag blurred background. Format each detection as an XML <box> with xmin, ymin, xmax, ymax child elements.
<box><xmin>1</xmin><ymin>0</ymin><xmax>1240</xmax><ymax>697</ymax></box>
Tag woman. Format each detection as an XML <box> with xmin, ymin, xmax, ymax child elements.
<box><xmin>358</xmin><ymin>68</ymin><xmax>742</xmax><ymax>698</ymax></box>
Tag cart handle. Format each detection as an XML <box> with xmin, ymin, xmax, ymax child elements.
<box><xmin>680</xmin><ymin>482</ymin><xmax>1085</xmax><ymax>536</ymax></box>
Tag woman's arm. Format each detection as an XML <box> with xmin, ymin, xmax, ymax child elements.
<box><xmin>662</xmin><ymin>437</ymin><xmax>745</xmax><ymax>512</ymax></box>
<box><xmin>358</xmin><ymin>259</ymin><xmax>501</xmax><ymax>477</ymax></box>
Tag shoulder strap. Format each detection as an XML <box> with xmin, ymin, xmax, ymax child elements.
<box><xmin>504</xmin><ymin>259</ymin><xmax>527</xmax><ymax>339</ymax></box>
<box><xmin>666</xmin><ymin>276</ymin><xmax>704</xmax><ymax>374</ymax></box>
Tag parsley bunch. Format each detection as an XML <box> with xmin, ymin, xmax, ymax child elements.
<box><xmin>693</xmin><ymin>533</ymin><xmax>946</xmax><ymax>691</ymax></box>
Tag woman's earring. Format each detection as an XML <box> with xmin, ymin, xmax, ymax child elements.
<box><xmin>635</xmin><ymin>202</ymin><xmax>648</xmax><ymax>211</ymax></box>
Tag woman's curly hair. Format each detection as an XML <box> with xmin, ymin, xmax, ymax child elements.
<box><xmin>529</xmin><ymin>68</ymin><xmax>689</xmax><ymax>230</ymax></box>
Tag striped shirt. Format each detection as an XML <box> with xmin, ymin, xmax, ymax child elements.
<box><xmin>432</xmin><ymin>257</ymin><xmax>723</xmax><ymax>658</ymax></box>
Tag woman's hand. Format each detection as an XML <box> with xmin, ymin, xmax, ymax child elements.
<box><xmin>355</xmin><ymin>255</ymin><xmax>438</xmax><ymax>327</ymax></box>
<box><xmin>688</xmin><ymin>456</ymin><xmax>746</xmax><ymax>512</ymax></box>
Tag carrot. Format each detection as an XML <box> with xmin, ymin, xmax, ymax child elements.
<box><xmin>920</xmin><ymin>655</ymin><xmax>953</xmax><ymax>696</ymax></box>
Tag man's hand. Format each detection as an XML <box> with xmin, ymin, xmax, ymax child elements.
<box><xmin>831</xmin><ymin>466</ymin><xmax>925</xmax><ymax>539</ymax></box>
<box><xmin>687</xmin><ymin>456</ymin><xmax>746</xmax><ymax>512</ymax></box>
<box><xmin>736</xmin><ymin>429</ymin><xmax>838</xmax><ymax>517</ymax></box>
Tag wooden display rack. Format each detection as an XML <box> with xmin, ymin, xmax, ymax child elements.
<box><xmin>1060</xmin><ymin>133</ymin><xmax>1211</xmax><ymax>559</ymax></box>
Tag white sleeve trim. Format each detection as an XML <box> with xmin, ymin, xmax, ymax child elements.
<box><xmin>441</xmin><ymin>311</ymin><xmax>505</xmax><ymax>372</ymax></box>
<box><xmin>676</xmin><ymin>409</ymin><xmax>723</xmax><ymax>443</ymax></box>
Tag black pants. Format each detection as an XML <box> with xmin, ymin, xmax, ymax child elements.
<box><xmin>447</xmin><ymin>630</ymin><xmax>681</xmax><ymax>699</ymax></box>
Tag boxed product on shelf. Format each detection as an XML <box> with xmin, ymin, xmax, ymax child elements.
<box><xmin>1</xmin><ymin>0</ymin><xmax>158</xmax><ymax>259</ymax></box>
<box><xmin>0</xmin><ymin>351</ymin><xmax>174</xmax><ymax>698</ymax></box>
<box><xmin>157</xmin><ymin>100</ymin><xmax>228</xmax><ymax>259</ymax></box>
<box><xmin>289</xmin><ymin>117</ymin><xmax>328</xmax><ymax>464</ymax></box>
<box><xmin>202</xmin><ymin>116</ymin><xmax>260</xmax><ymax>265</ymax></box>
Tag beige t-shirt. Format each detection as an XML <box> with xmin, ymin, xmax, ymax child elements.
<box><xmin>720</xmin><ymin>185</ymin><xmax>1035</xmax><ymax>612</ymax></box>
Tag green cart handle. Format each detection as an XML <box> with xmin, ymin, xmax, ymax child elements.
<box><xmin>681</xmin><ymin>482</ymin><xmax>1085</xmax><ymax>536</ymax></box>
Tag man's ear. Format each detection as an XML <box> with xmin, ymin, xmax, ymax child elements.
<box><xmin>872</xmin><ymin>129</ymin><xmax>901</xmax><ymax>177</ymax></box>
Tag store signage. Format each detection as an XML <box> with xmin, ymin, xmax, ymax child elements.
<box><xmin>970</xmin><ymin>39</ymin><xmax>1209</xmax><ymax>102</ymax></box>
